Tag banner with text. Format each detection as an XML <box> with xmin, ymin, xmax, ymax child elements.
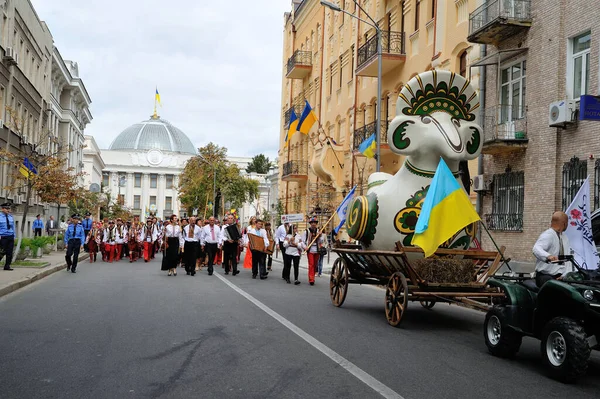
<box><xmin>281</xmin><ymin>213</ymin><xmax>305</xmax><ymax>224</ymax></box>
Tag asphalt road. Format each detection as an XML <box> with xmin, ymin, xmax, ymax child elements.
<box><xmin>0</xmin><ymin>255</ymin><xmax>599</xmax><ymax>399</ymax></box>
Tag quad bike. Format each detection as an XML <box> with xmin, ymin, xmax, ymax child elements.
<box><xmin>484</xmin><ymin>255</ymin><xmax>600</xmax><ymax>383</ymax></box>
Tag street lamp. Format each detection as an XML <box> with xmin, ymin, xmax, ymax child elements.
<box><xmin>198</xmin><ymin>155</ymin><xmax>217</xmax><ymax>217</ymax></box>
<box><xmin>320</xmin><ymin>0</ymin><xmax>382</xmax><ymax>172</ymax></box>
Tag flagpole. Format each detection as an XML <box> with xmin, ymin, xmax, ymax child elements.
<box><xmin>302</xmin><ymin>212</ymin><xmax>337</xmax><ymax>255</ymax></box>
<box><xmin>479</xmin><ymin>221</ymin><xmax>512</xmax><ymax>273</ymax></box>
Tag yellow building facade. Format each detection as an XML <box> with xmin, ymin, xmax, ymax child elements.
<box><xmin>278</xmin><ymin>0</ymin><xmax>481</xmax><ymax>234</ymax></box>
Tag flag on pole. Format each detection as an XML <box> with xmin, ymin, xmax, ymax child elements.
<box><xmin>155</xmin><ymin>87</ymin><xmax>162</xmax><ymax>107</ymax></box>
<box><xmin>19</xmin><ymin>157</ymin><xmax>37</xmax><ymax>178</ymax></box>
<box><xmin>297</xmin><ymin>100</ymin><xmax>317</xmax><ymax>134</ymax></box>
<box><xmin>565</xmin><ymin>176</ymin><xmax>599</xmax><ymax>269</ymax></box>
<box><xmin>358</xmin><ymin>134</ymin><xmax>376</xmax><ymax>158</ymax></box>
<box><xmin>334</xmin><ymin>185</ymin><xmax>357</xmax><ymax>233</ymax></box>
<box><xmin>411</xmin><ymin>158</ymin><xmax>480</xmax><ymax>257</ymax></box>
<box><xmin>285</xmin><ymin>110</ymin><xmax>299</xmax><ymax>147</ymax></box>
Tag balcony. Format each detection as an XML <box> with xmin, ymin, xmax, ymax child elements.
<box><xmin>482</xmin><ymin>105</ymin><xmax>528</xmax><ymax>155</ymax></box>
<box><xmin>282</xmin><ymin>160</ymin><xmax>309</xmax><ymax>182</ymax></box>
<box><xmin>468</xmin><ymin>0</ymin><xmax>532</xmax><ymax>45</ymax></box>
<box><xmin>353</xmin><ymin>120</ymin><xmax>389</xmax><ymax>154</ymax></box>
<box><xmin>485</xmin><ymin>213</ymin><xmax>523</xmax><ymax>232</ymax></box>
<box><xmin>356</xmin><ymin>31</ymin><xmax>406</xmax><ymax>77</ymax></box>
<box><xmin>286</xmin><ymin>50</ymin><xmax>312</xmax><ymax>79</ymax></box>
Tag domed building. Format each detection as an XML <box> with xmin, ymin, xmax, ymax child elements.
<box><xmin>83</xmin><ymin>112</ymin><xmax>253</xmax><ymax>220</ymax></box>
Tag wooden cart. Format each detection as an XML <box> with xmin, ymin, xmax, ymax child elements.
<box><xmin>329</xmin><ymin>243</ymin><xmax>508</xmax><ymax>326</ymax></box>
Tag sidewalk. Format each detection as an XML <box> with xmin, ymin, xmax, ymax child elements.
<box><xmin>0</xmin><ymin>250</ymin><xmax>87</xmax><ymax>298</ymax></box>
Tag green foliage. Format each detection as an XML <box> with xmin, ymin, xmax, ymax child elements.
<box><xmin>245</xmin><ymin>154</ymin><xmax>273</xmax><ymax>174</ymax></box>
<box><xmin>275</xmin><ymin>199</ymin><xmax>285</xmax><ymax>225</ymax></box>
<box><xmin>18</xmin><ymin>236</ymin><xmax>55</xmax><ymax>258</ymax></box>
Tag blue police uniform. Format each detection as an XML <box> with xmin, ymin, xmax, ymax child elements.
<box><xmin>0</xmin><ymin>207</ymin><xmax>15</xmax><ymax>270</ymax></box>
<box><xmin>33</xmin><ymin>218</ymin><xmax>44</xmax><ymax>237</ymax></box>
<box><xmin>82</xmin><ymin>216</ymin><xmax>93</xmax><ymax>252</ymax></box>
<box><xmin>64</xmin><ymin>217</ymin><xmax>86</xmax><ymax>273</ymax></box>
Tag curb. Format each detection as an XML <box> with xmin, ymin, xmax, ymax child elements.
<box><xmin>0</xmin><ymin>253</ymin><xmax>87</xmax><ymax>299</ymax></box>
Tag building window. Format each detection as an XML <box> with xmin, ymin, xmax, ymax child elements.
<box><xmin>431</xmin><ymin>0</ymin><xmax>436</xmax><ymax>19</ymax></box>
<box><xmin>150</xmin><ymin>174</ymin><xmax>157</xmax><ymax>188</ymax></box>
<box><xmin>165</xmin><ymin>196</ymin><xmax>172</xmax><ymax>210</ymax></box>
<box><xmin>499</xmin><ymin>60</ymin><xmax>526</xmax><ymax>124</ymax></box>
<box><xmin>150</xmin><ymin>196</ymin><xmax>157</xmax><ymax>207</ymax></box>
<box><xmin>569</xmin><ymin>31</ymin><xmax>591</xmax><ymax>99</ymax></box>
<box><xmin>133</xmin><ymin>195</ymin><xmax>141</xmax><ymax>209</ymax></box>
<box><xmin>339</xmin><ymin>56</ymin><xmax>343</xmax><ymax>88</ymax></box>
<box><xmin>459</xmin><ymin>51</ymin><xmax>468</xmax><ymax>77</ymax></box>
<box><xmin>350</xmin><ymin>45</ymin><xmax>355</xmax><ymax>79</ymax></box>
<box><xmin>134</xmin><ymin>173</ymin><xmax>142</xmax><ymax>187</ymax></box>
<box><xmin>562</xmin><ymin>156</ymin><xmax>587</xmax><ymax>210</ymax></box>
<box><xmin>166</xmin><ymin>174</ymin><xmax>174</xmax><ymax>189</ymax></box>
<box><xmin>102</xmin><ymin>173</ymin><xmax>109</xmax><ymax>187</ymax></box>
<box><xmin>415</xmin><ymin>0</ymin><xmax>420</xmax><ymax>31</ymax></box>
<box><xmin>485</xmin><ymin>170</ymin><xmax>524</xmax><ymax>231</ymax></box>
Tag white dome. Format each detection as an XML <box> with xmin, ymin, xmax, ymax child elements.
<box><xmin>109</xmin><ymin>116</ymin><xmax>196</xmax><ymax>154</ymax></box>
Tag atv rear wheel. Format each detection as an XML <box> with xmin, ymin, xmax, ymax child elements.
<box><xmin>484</xmin><ymin>306</ymin><xmax>522</xmax><ymax>358</ymax></box>
<box><xmin>541</xmin><ymin>317</ymin><xmax>591</xmax><ymax>383</ymax></box>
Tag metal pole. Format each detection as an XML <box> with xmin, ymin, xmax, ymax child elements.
<box><xmin>213</xmin><ymin>163</ymin><xmax>216</xmax><ymax>218</ymax></box>
<box><xmin>375</xmin><ymin>25</ymin><xmax>382</xmax><ymax>172</ymax></box>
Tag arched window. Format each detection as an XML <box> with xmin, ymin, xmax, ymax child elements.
<box><xmin>459</xmin><ymin>50</ymin><xmax>468</xmax><ymax>77</ymax></box>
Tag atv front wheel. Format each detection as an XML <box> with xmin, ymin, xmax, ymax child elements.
<box><xmin>484</xmin><ymin>306</ymin><xmax>522</xmax><ymax>358</ymax></box>
<box><xmin>541</xmin><ymin>317</ymin><xmax>591</xmax><ymax>383</ymax></box>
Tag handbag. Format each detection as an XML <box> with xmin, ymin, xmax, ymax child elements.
<box><xmin>318</xmin><ymin>246</ymin><xmax>327</xmax><ymax>256</ymax></box>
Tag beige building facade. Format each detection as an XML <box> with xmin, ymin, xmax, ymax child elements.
<box><xmin>468</xmin><ymin>0</ymin><xmax>600</xmax><ymax>263</ymax></box>
<box><xmin>279</xmin><ymin>0</ymin><xmax>482</xmax><ymax>234</ymax></box>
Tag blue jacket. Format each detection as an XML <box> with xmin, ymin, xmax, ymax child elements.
<box><xmin>33</xmin><ymin>219</ymin><xmax>44</xmax><ymax>230</ymax></box>
<box><xmin>0</xmin><ymin>213</ymin><xmax>15</xmax><ymax>236</ymax></box>
<box><xmin>64</xmin><ymin>223</ymin><xmax>86</xmax><ymax>244</ymax></box>
<box><xmin>81</xmin><ymin>218</ymin><xmax>93</xmax><ymax>231</ymax></box>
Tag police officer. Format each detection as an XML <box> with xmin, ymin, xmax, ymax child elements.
<box><xmin>0</xmin><ymin>203</ymin><xmax>15</xmax><ymax>271</ymax></box>
<box><xmin>82</xmin><ymin>212</ymin><xmax>93</xmax><ymax>252</ymax></box>
<box><xmin>64</xmin><ymin>214</ymin><xmax>86</xmax><ymax>273</ymax></box>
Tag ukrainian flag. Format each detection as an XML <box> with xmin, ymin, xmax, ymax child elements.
<box><xmin>155</xmin><ymin>87</ymin><xmax>161</xmax><ymax>107</ymax></box>
<box><xmin>297</xmin><ymin>100</ymin><xmax>317</xmax><ymax>134</ymax></box>
<box><xmin>19</xmin><ymin>157</ymin><xmax>37</xmax><ymax>178</ymax></box>
<box><xmin>411</xmin><ymin>158</ymin><xmax>480</xmax><ymax>257</ymax></box>
<box><xmin>358</xmin><ymin>134</ymin><xmax>376</xmax><ymax>158</ymax></box>
<box><xmin>285</xmin><ymin>110</ymin><xmax>299</xmax><ymax>147</ymax></box>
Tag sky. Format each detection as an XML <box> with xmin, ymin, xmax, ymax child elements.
<box><xmin>32</xmin><ymin>0</ymin><xmax>291</xmax><ymax>160</ymax></box>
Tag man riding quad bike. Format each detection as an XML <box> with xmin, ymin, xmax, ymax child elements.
<box><xmin>484</xmin><ymin>255</ymin><xmax>600</xmax><ymax>383</ymax></box>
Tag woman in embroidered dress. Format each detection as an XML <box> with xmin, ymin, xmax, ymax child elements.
<box><xmin>85</xmin><ymin>222</ymin><xmax>102</xmax><ymax>263</ymax></box>
<box><xmin>162</xmin><ymin>215</ymin><xmax>183</xmax><ymax>276</ymax></box>
<box><xmin>242</xmin><ymin>216</ymin><xmax>256</xmax><ymax>269</ymax></box>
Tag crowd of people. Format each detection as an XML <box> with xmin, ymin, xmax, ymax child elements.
<box><xmin>59</xmin><ymin>211</ymin><xmax>330</xmax><ymax>285</ymax></box>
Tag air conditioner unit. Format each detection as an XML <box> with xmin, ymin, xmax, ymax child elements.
<box><xmin>13</xmin><ymin>52</ymin><xmax>19</xmax><ymax>65</ymax></box>
<box><xmin>472</xmin><ymin>174</ymin><xmax>489</xmax><ymax>192</ymax></box>
<box><xmin>549</xmin><ymin>99</ymin><xmax>577</xmax><ymax>127</ymax></box>
<box><xmin>3</xmin><ymin>47</ymin><xmax>14</xmax><ymax>60</ymax></box>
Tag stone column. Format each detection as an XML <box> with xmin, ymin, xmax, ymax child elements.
<box><xmin>141</xmin><ymin>173</ymin><xmax>149</xmax><ymax>215</ymax></box>
<box><xmin>157</xmin><ymin>174</ymin><xmax>165</xmax><ymax>219</ymax></box>
<box><xmin>126</xmin><ymin>173</ymin><xmax>134</xmax><ymax>208</ymax></box>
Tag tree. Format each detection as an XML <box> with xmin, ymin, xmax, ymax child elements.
<box><xmin>245</xmin><ymin>154</ymin><xmax>273</xmax><ymax>174</ymax></box>
<box><xmin>34</xmin><ymin>157</ymin><xmax>84</xmax><ymax>223</ymax></box>
<box><xmin>179</xmin><ymin>143</ymin><xmax>259</xmax><ymax>218</ymax></box>
<box><xmin>0</xmin><ymin>106</ymin><xmax>81</xmax><ymax>260</ymax></box>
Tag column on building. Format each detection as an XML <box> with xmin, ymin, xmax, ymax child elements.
<box><xmin>157</xmin><ymin>174</ymin><xmax>165</xmax><ymax>218</ymax></box>
<box><xmin>126</xmin><ymin>172</ymin><xmax>134</xmax><ymax>208</ymax></box>
<box><xmin>173</xmin><ymin>175</ymin><xmax>180</xmax><ymax>215</ymax></box>
<box><xmin>141</xmin><ymin>173</ymin><xmax>149</xmax><ymax>215</ymax></box>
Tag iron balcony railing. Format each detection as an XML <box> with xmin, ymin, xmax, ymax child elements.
<box><xmin>469</xmin><ymin>0</ymin><xmax>532</xmax><ymax>36</ymax></box>
<box><xmin>357</xmin><ymin>31</ymin><xmax>405</xmax><ymax>70</ymax></box>
<box><xmin>282</xmin><ymin>160</ymin><xmax>308</xmax><ymax>177</ymax></box>
<box><xmin>286</xmin><ymin>50</ymin><xmax>312</xmax><ymax>76</ymax></box>
<box><xmin>484</xmin><ymin>213</ymin><xmax>523</xmax><ymax>232</ymax></box>
<box><xmin>482</xmin><ymin>104</ymin><xmax>527</xmax><ymax>142</ymax></box>
<box><xmin>353</xmin><ymin>120</ymin><xmax>389</xmax><ymax>152</ymax></box>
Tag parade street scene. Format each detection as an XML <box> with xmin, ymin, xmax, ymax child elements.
<box><xmin>1</xmin><ymin>0</ymin><xmax>600</xmax><ymax>398</ymax></box>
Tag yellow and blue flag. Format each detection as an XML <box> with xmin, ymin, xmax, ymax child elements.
<box><xmin>19</xmin><ymin>157</ymin><xmax>37</xmax><ymax>178</ymax></box>
<box><xmin>297</xmin><ymin>100</ymin><xmax>317</xmax><ymax>134</ymax></box>
<box><xmin>358</xmin><ymin>134</ymin><xmax>376</xmax><ymax>158</ymax></box>
<box><xmin>155</xmin><ymin>87</ymin><xmax>161</xmax><ymax>107</ymax></box>
<box><xmin>285</xmin><ymin>110</ymin><xmax>299</xmax><ymax>147</ymax></box>
<box><xmin>411</xmin><ymin>158</ymin><xmax>480</xmax><ymax>257</ymax></box>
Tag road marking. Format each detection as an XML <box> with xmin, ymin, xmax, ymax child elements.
<box><xmin>215</xmin><ymin>273</ymin><xmax>404</xmax><ymax>399</ymax></box>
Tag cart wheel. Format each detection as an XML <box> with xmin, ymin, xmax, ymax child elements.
<box><xmin>385</xmin><ymin>272</ymin><xmax>408</xmax><ymax>327</ymax></box>
<box><xmin>330</xmin><ymin>258</ymin><xmax>349</xmax><ymax>307</ymax></box>
<box><xmin>420</xmin><ymin>300</ymin><xmax>436</xmax><ymax>310</ymax></box>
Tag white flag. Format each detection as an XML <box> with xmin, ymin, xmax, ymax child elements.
<box><xmin>565</xmin><ymin>177</ymin><xmax>599</xmax><ymax>269</ymax></box>
<box><xmin>334</xmin><ymin>185</ymin><xmax>357</xmax><ymax>233</ymax></box>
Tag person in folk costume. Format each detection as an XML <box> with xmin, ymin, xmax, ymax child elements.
<box><xmin>151</xmin><ymin>216</ymin><xmax>160</xmax><ymax>259</ymax></box>
<box><xmin>245</xmin><ymin>218</ymin><xmax>269</xmax><ymax>279</ymax></box>
<box><xmin>212</xmin><ymin>218</ymin><xmax>223</xmax><ymax>267</ymax></box>
<box><xmin>221</xmin><ymin>214</ymin><xmax>241</xmax><ymax>276</ymax></box>
<box><xmin>242</xmin><ymin>216</ymin><xmax>257</xmax><ymax>269</ymax></box>
<box><xmin>304</xmin><ymin>217</ymin><xmax>325</xmax><ymax>286</ymax></box>
<box><xmin>236</xmin><ymin>219</ymin><xmax>243</xmax><ymax>263</ymax></box>
<box><xmin>122</xmin><ymin>220</ymin><xmax>132</xmax><ymax>259</ymax></box>
<box><xmin>181</xmin><ymin>216</ymin><xmax>201</xmax><ymax>276</ymax></box>
<box><xmin>195</xmin><ymin>218</ymin><xmax>205</xmax><ymax>271</ymax></box>
<box><xmin>162</xmin><ymin>215</ymin><xmax>183</xmax><ymax>276</ymax></box>
<box><xmin>126</xmin><ymin>221</ymin><xmax>138</xmax><ymax>262</ymax></box>
<box><xmin>85</xmin><ymin>221</ymin><xmax>102</xmax><ymax>263</ymax></box>
<box><xmin>283</xmin><ymin>224</ymin><xmax>304</xmax><ymax>285</ymax></box>
<box><xmin>179</xmin><ymin>217</ymin><xmax>189</xmax><ymax>270</ymax></box>
<box><xmin>201</xmin><ymin>216</ymin><xmax>222</xmax><ymax>276</ymax></box>
<box><xmin>115</xmin><ymin>218</ymin><xmax>127</xmax><ymax>261</ymax></box>
<box><xmin>139</xmin><ymin>218</ymin><xmax>158</xmax><ymax>263</ymax></box>
<box><xmin>264</xmin><ymin>221</ymin><xmax>274</xmax><ymax>272</ymax></box>
<box><xmin>103</xmin><ymin>220</ymin><xmax>119</xmax><ymax>263</ymax></box>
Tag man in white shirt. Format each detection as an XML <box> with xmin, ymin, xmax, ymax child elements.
<box><xmin>248</xmin><ymin>219</ymin><xmax>270</xmax><ymax>279</ymax></box>
<box><xmin>201</xmin><ymin>216</ymin><xmax>221</xmax><ymax>276</ymax></box>
<box><xmin>181</xmin><ymin>217</ymin><xmax>201</xmax><ymax>276</ymax></box>
<box><xmin>275</xmin><ymin>223</ymin><xmax>288</xmax><ymax>276</ymax></box>
<box><xmin>533</xmin><ymin>211</ymin><xmax>572</xmax><ymax>287</ymax></box>
<box><xmin>221</xmin><ymin>215</ymin><xmax>240</xmax><ymax>276</ymax></box>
